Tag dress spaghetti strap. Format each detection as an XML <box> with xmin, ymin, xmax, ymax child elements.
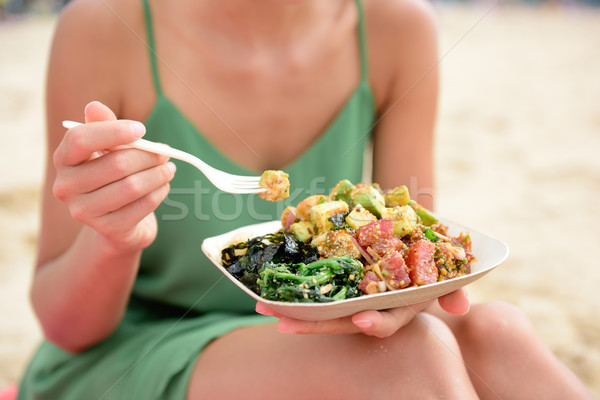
<box><xmin>142</xmin><ymin>0</ymin><xmax>163</xmax><ymax>96</ymax></box>
<box><xmin>142</xmin><ymin>0</ymin><xmax>368</xmax><ymax>96</ymax></box>
<box><xmin>354</xmin><ymin>0</ymin><xmax>370</xmax><ymax>82</ymax></box>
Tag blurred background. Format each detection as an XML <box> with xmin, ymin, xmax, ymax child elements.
<box><xmin>1</xmin><ymin>0</ymin><xmax>599</xmax><ymax>397</ymax></box>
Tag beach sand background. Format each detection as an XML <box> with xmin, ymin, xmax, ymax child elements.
<box><xmin>1</xmin><ymin>3</ymin><xmax>599</xmax><ymax>396</ymax></box>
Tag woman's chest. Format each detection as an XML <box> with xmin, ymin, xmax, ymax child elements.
<box><xmin>120</xmin><ymin>8</ymin><xmax>367</xmax><ymax>172</ymax></box>
<box><xmin>164</xmin><ymin>48</ymin><xmax>361</xmax><ymax>171</ymax></box>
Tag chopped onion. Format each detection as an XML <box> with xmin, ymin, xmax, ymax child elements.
<box><xmin>349</xmin><ymin>236</ymin><xmax>375</xmax><ymax>266</ymax></box>
<box><xmin>370</xmin><ymin>263</ymin><xmax>395</xmax><ymax>292</ymax></box>
<box><xmin>367</xmin><ymin>247</ymin><xmax>380</xmax><ymax>261</ymax></box>
<box><xmin>284</xmin><ymin>210</ymin><xmax>296</xmax><ymax>232</ymax></box>
<box><xmin>433</xmin><ymin>231</ymin><xmax>451</xmax><ymax>241</ymax></box>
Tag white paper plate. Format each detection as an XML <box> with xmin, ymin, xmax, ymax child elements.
<box><xmin>202</xmin><ymin>219</ymin><xmax>508</xmax><ymax>321</ymax></box>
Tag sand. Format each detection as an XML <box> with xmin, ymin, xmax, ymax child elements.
<box><xmin>0</xmin><ymin>4</ymin><xmax>599</xmax><ymax>397</ymax></box>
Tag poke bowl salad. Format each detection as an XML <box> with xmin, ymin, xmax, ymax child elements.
<box><xmin>220</xmin><ymin>180</ymin><xmax>476</xmax><ymax>304</ymax></box>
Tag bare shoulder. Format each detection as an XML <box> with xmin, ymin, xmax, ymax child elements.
<box><xmin>56</xmin><ymin>0</ymin><xmax>142</xmax><ymax>40</ymax></box>
<box><xmin>48</xmin><ymin>0</ymin><xmax>146</xmax><ymax>119</ymax></box>
<box><xmin>362</xmin><ymin>0</ymin><xmax>437</xmax><ymax>29</ymax></box>
<box><xmin>361</xmin><ymin>0</ymin><xmax>439</xmax><ymax>107</ymax></box>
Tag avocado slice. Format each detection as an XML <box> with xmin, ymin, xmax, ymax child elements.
<box><xmin>289</xmin><ymin>221</ymin><xmax>315</xmax><ymax>243</ymax></box>
<box><xmin>407</xmin><ymin>200</ymin><xmax>439</xmax><ymax>226</ymax></box>
<box><xmin>384</xmin><ymin>185</ymin><xmax>411</xmax><ymax>207</ymax></box>
<box><xmin>345</xmin><ymin>206</ymin><xmax>377</xmax><ymax>230</ymax></box>
<box><xmin>381</xmin><ymin>205</ymin><xmax>418</xmax><ymax>236</ymax></box>
<box><xmin>329</xmin><ymin>179</ymin><xmax>356</xmax><ymax>206</ymax></box>
<box><xmin>310</xmin><ymin>200</ymin><xmax>350</xmax><ymax>233</ymax></box>
<box><xmin>350</xmin><ymin>185</ymin><xmax>385</xmax><ymax>219</ymax></box>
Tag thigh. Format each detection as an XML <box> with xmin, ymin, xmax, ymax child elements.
<box><xmin>187</xmin><ymin>313</ymin><xmax>478</xmax><ymax>400</ymax></box>
<box><xmin>428</xmin><ymin>301</ymin><xmax>594</xmax><ymax>400</ymax></box>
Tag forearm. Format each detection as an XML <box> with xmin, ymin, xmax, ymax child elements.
<box><xmin>31</xmin><ymin>225</ymin><xmax>141</xmax><ymax>353</ymax></box>
<box><xmin>369</xmin><ymin>0</ymin><xmax>438</xmax><ymax>211</ymax></box>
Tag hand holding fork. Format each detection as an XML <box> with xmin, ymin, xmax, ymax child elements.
<box><xmin>62</xmin><ymin>121</ymin><xmax>265</xmax><ymax>194</ymax></box>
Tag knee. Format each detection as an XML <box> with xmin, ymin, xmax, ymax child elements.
<box><xmin>412</xmin><ymin>312</ymin><xmax>462</xmax><ymax>355</ymax></box>
<box><xmin>374</xmin><ymin>313</ymin><xmax>477</xmax><ymax>398</ymax></box>
<box><xmin>409</xmin><ymin>313</ymin><xmax>470</xmax><ymax>370</ymax></box>
<box><xmin>460</xmin><ymin>301</ymin><xmax>536</xmax><ymax>348</ymax></box>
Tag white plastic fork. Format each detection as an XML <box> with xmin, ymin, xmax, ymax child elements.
<box><xmin>62</xmin><ymin>121</ymin><xmax>265</xmax><ymax>194</ymax></box>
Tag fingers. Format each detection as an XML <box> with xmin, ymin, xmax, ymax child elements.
<box><xmin>438</xmin><ymin>288</ymin><xmax>470</xmax><ymax>315</ymax></box>
<box><xmin>55</xmin><ymin>119</ymin><xmax>146</xmax><ymax>167</ymax></box>
<box><xmin>257</xmin><ymin>293</ymin><xmax>468</xmax><ymax>338</ymax></box>
<box><xmin>255</xmin><ymin>302</ymin><xmax>283</xmax><ymax>318</ymax></box>
<box><xmin>352</xmin><ymin>299</ymin><xmax>434</xmax><ymax>338</ymax></box>
<box><xmin>65</xmin><ymin>162</ymin><xmax>176</xmax><ymax>223</ymax></box>
<box><xmin>277</xmin><ymin>316</ymin><xmax>361</xmax><ymax>335</ymax></box>
<box><xmin>84</xmin><ymin>100</ymin><xmax>117</xmax><ymax>123</ymax></box>
<box><xmin>55</xmin><ymin>159</ymin><xmax>175</xmax><ymax>241</ymax></box>
<box><xmin>256</xmin><ymin>302</ymin><xmax>360</xmax><ymax>334</ymax></box>
<box><xmin>256</xmin><ymin>300</ymin><xmax>434</xmax><ymax>338</ymax></box>
<box><xmin>92</xmin><ymin>182</ymin><xmax>172</xmax><ymax>245</ymax></box>
<box><xmin>54</xmin><ymin>148</ymin><xmax>169</xmax><ymax>196</ymax></box>
<box><xmin>60</xmin><ymin>163</ymin><xmax>174</xmax><ymax>252</ymax></box>
<box><xmin>52</xmin><ymin>101</ymin><xmax>177</xmax><ymax>251</ymax></box>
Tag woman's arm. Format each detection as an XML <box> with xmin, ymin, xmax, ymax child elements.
<box><xmin>31</xmin><ymin>2</ymin><xmax>173</xmax><ymax>353</ymax></box>
<box><xmin>367</xmin><ymin>0</ymin><xmax>439</xmax><ymax>210</ymax></box>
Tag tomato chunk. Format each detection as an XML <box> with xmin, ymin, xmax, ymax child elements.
<box><xmin>405</xmin><ymin>239</ymin><xmax>438</xmax><ymax>285</ymax></box>
<box><xmin>357</xmin><ymin>220</ymin><xmax>394</xmax><ymax>247</ymax></box>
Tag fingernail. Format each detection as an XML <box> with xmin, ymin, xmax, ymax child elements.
<box><xmin>278</xmin><ymin>324</ymin><xmax>297</xmax><ymax>334</ymax></box>
<box><xmin>255</xmin><ymin>307</ymin><xmax>271</xmax><ymax>316</ymax></box>
<box><xmin>353</xmin><ymin>319</ymin><xmax>372</xmax><ymax>329</ymax></box>
<box><xmin>84</xmin><ymin>101</ymin><xmax>101</xmax><ymax>114</ymax></box>
<box><xmin>129</xmin><ymin>121</ymin><xmax>146</xmax><ymax>138</ymax></box>
<box><xmin>167</xmin><ymin>162</ymin><xmax>176</xmax><ymax>175</ymax></box>
<box><xmin>255</xmin><ymin>302</ymin><xmax>273</xmax><ymax>316</ymax></box>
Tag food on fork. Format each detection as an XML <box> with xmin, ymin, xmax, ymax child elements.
<box><xmin>258</xmin><ymin>170</ymin><xmax>290</xmax><ymax>201</ymax></box>
<box><xmin>221</xmin><ymin>180</ymin><xmax>475</xmax><ymax>303</ymax></box>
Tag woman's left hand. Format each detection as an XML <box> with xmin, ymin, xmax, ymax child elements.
<box><xmin>255</xmin><ymin>288</ymin><xmax>469</xmax><ymax>338</ymax></box>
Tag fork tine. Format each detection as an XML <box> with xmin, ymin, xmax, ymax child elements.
<box><xmin>230</xmin><ymin>181</ymin><xmax>264</xmax><ymax>188</ymax></box>
<box><xmin>219</xmin><ymin>175</ymin><xmax>262</xmax><ymax>182</ymax></box>
<box><xmin>233</xmin><ymin>179</ymin><xmax>262</xmax><ymax>184</ymax></box>
<box><xmin>208</xmin><ymin>180</ymin><xmax>263</xmax><ymax>193</ymax></box>
<box><xmin>223</xmin><ymin>187</ymin><xmax>266</xmax><ymax>194</ymax></box>
<box><xmin>202</xmin><ymin>174</ymin><xmax>262</xmax><ymax>193</ymax></box>
<box><xmin>229</xmin><ymin>186</ymin><xmax>264</xmax><ymax>192</ymax></box>
<box><xmin>207</xmin><ymin>170</ymin><xmax>260</xmax><ymax>180</ymax></box>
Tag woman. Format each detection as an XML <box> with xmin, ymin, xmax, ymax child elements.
<box><xmin>18</xmin><ymin>0</ymin><xmax>593</xmax><ymax>398</ymax></box>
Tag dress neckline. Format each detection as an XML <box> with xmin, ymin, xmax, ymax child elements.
<box><xmin>142</xmin><ymin>0</ymin><xmax>374</xmax><ymax>174</ymax></box>
<box><xmin>148</xmin><ymin>78</ymin><xmax>373</xmax><ymax>175</ymax></box>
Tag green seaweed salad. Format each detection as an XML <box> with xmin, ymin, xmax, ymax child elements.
<box><xmin>221</xmin><ymin>232</ymin><xmax>364</xmax><ymax>303</ymax></box>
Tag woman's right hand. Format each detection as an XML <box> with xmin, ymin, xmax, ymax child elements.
<box><xmin>52</xmin><ymin>101</ymin><xmax>176</xmax><ymax>254</ymax></box>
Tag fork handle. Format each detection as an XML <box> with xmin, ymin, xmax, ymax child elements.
<box><xmin>61</xmin><ymin>120</ymin><xmax>215</xmax><ymax>173</ymax></box>
<box><xmin>130</xmin><ymin>139</ymin><xmax>214</xmax><ymax>173</ymax></box>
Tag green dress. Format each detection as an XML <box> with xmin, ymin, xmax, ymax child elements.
<box><xmin>18</xmin><ymin>0</ymin><xmax>375</xmax><ymax>398</ymax></box>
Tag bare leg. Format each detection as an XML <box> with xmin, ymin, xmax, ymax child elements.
<box><xmin>187</xmin><ymin>313</ymin><xmax>479</xmax><ymax>400</ymax></box>
<box><xmin>430</xmin><ymin>301</ymin><xmax>594</xmax><ymax>400</ymax></box>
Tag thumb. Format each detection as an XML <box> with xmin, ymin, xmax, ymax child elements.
<box><xmin>438</xmin><ymin>288</ymin><xmax>470</xmax><ymax>315</ymax></box>
<box><xmin>84</xmin><ymin>101</ymin><xmax>117</xmax><ymax>123</ymax></box>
